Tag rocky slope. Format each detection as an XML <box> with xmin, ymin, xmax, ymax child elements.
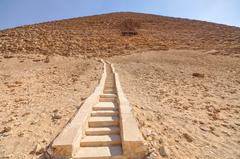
<box><xmin>0</xmin><ymin>12</ymin><xmax>240</xmax><ymax>58</ymax></box>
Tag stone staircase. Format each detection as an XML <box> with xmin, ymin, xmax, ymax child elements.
<box><xmin>51</xmin><ymin>61</ymin><xmax>145</xmax><ymax>159</ymax></box>
<box><xmin>74</xmin><ymin>64</ymin><xmax>123</xmax><ymax>158</ymax></box>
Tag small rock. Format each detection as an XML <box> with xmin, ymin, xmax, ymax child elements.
<box><xmin>159</xmin><ymin>146</ymin><xmax>169</xmax><ymax>157</ymax></box>
<box><xmin>81</xmin><ymin>97</ymin><xmax>87</xmax><ymax>101</ymax></box>
<box><xmin>30</xmin><ymin>120</ymin><xmax>37</xmax><ymax>125</ymax></box>
<box><xmin>200</xmin><ymin>125</ymin><xmax>211</xmax><ymax>132</ymax></box>
<box><xmin>3</xmin><ymin>54</ymin><xmax>14</xmax><ymax>59</ymax></box>
<box><xmin>18</xmin><ymin>132</ymin><xmax>24</xmax><ymax>137</ymax></box>
<box><xmin>15</xmin><ymin>81</ymin><xmax>23</xmax><ymax>85</ymax></box>
<box><xmin>192</xmin><ymin>73</ymin><xmax>204</xmax><ymax>78</ymax></box>
<box><xmin>206</xmin><ymin>49</ymin><xmax>219</xmax><ymax>55</ymax></box>
<box><xmin>52</xmin><ymin>109</ymin><xmax>58</xmax><ymax>113</ymax></box>
<box><xmin>199</xmin><ymin>121</ymin><xmax>204</xmax><ymax>124</ymax></box>
<box><xmin>75</xmin><ymin>105</ymin><xmax>82</xmax><ymax>109</ymax></box>
<box><xmin>30</xmin><ymin>143</ymin><xmax>44</xmax><ymax>155</ymax></box>
<box><xmin>44</xmin><ymin>56</ymin><xmax>50</xmax><ymax>63</ymax></box>
<box><xmin>183</xmin><ymin>133</ymin><xmax>193</xmax><ymax>142</ymax></box>
<box><xmin>22</xmin><ymin>112</ymin><xmax>30</xmax><ymax>117</ymax></box>
<box><xmin>32</xmin><ymin>59</ymin><xmax>41</xmax><ymax>62</ymax></box>
<box><xmin>0</xmin><ymin>127</ymin><xmax>11</xmax><ymax>134</ymax></box>
<box><xmin>2</xmin><ymin>154</ymin><xmax>14</xmax><ymax>158</ymax></box>
<box><xmin>14</xmin><ymin>98</ymin><xmax>24</xmax><ymax>103</ymax></box>
<box><xmin>209</xmin><ymin>126</ymin><xmax>215</xmax><ymax>131</ymax></box>
<box><xmin>142</xmin><ymin>128</ymin><xmax>152</xmax><ymax>139</ymax></box>
<box><xmin>52</xmin><ymin>114</ymin><xmax>62</xmax><ymax>120</ymax></box>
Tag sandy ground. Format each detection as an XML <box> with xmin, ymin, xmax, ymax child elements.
<box><xmin>0</xmin><ymin>49</ymin><xmax>239</xmax><ymax>159</ymax></box>
<box><xmin>0</xmin><ymin>55</ymin><xmax>102</xmax><ymax>159</ymax></box>
<box><xmin>110</xmin><ymin>50</ymin><xmax>240</xmax><ymax>159</ymax></box>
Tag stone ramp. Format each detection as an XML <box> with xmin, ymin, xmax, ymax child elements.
<box><xmin>50</xmin><ymin>61</ymin><xmax>145</xmax><ymax>159</ymax></box>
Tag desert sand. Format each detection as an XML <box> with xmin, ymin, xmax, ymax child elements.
<box><xmin>110</xmin><ymin>49</ymin><xmax>240</xmax><ymax>159</ymax></box>
<box><xmin>0</xmin><ymin>55</ymin><xmax>101</xmax><ymax>158</ymax></box>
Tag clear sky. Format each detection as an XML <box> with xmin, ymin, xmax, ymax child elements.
<box><xmin>0</xmin><ymin>0</ymin><xmax>239</xmax><ymax>30</ymax></box>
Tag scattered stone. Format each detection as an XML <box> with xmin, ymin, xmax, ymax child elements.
<box><xmin>22</xmin><ymin>112</ymin><xmax>30</xmax><ymax>117</ymax></box>
<box><xmin>14</xmin><ymin>98</ymin><xmax>25</xmax><ymax>103</ymax></box>
<box><xmin>3</xmin><ymin>54</ymin><xmax>14</xmax><ymax>59</ymax></box>
<box><xmin>75</xmin><ymin>105</ymin><xmax>81</xmax><ymax>109</ymax></box>
<box><xmin>0</xmin><ymin>127</ymin><xmax>11</xmax><ymax>134</ymax></box>
<box><xmin>142</xmin><ymin>128</ymin><xmax>152</xmax><ymax>139</ymax></box>
<box><xmin>159</xmin><ymin>146</ymin><xmax>169</xmax><ymax>157</ymax></box>
<box><xmin>30</xmin><ymin>120</ymin><xmax>37</xmax><ymax>125</ymax></box>
<box><xmin>14</xmin><ymin>122</ymin><xmax>21</xmax><ymax>127</ymax></box>
<box><xmin>1</xmin><ymin>154</ymin><xmax>14</xmax><ymax>158</ymax></box>
<box><xmin>183</xmin><ymin>133</ymin><xmax>193</xmax><ymax>142</ymax></box>
<box><xmin>206</xmin><ymin>49</ymin><xmax>219</xmax><ymax>55</ymax></box>
<box><xmin>18</xmin><ymin>132</ymin><xmax>24</xmax><ymax>137</ymax></box>
<box><xmin>52</xmin><ymin>109</ymin><xmax>58</xmax><ymax>113</ymax></box>
<box><xmin>200</xmin><ymin>125</ymin><xmax>211</xmax><ymax>132</ymax></box>
<box><xmin>42</xmin><ymin>139</ymin><xmax>47</xmax><ymax>143</ymax></box>
<box><xmin>209</xmin><ymin>126</ymin><xmax>215</xmax><ymax>131</ymax></box>
<box><xmin>52</xmin><ymin>114</ymin><xmax>62</xmax><ymax>120</ymax></box>
<box><xmin>235</xmin><ymin>122</ymin><xmax>240</xmax><ymax>126</ymax></box>
<box><xmin>81</xmin><ymin>97</ymin><xmax>87</xmax><ymax>101</ymax></box>
<box><xmin>192</xmin><ymin>73</ymin><xmax>204</xmax><ymax>78</ymax></box>
<box><xmin>30</xmin><ymin>144</ymin><xmax>44</xmax><ymax>155</ymax></box>
<box><xmin>157</xmin><ymin>137</ymin><xmax>164</xmax><ymax>144</ymax></box>
<box><xmin>229</xmin><ymin>89</ymin><xmax>237</xmax><ymax>94</ymax></box>
<box><xmin>44</xmin><ymin>56</ymin><xmax>50</xmax><ymax>63</ymax></box>
<box><xmin>15</xmin><ymin>81</ymin><xmax>23</xmax><ymax>85</ymax></box>
<box><xmin>199</xmin><ymin>121</ymin><xmax>204</xmax><ymax>124</ymax></box>
<box><xmin>32</xmin><ymin>59</ymin><xmax>41</xmax><ymax>62</ymax></box>
<box><xmin>236</xmin><ymin>80</ymin><xmax>240</xmax><ymax>84</ymax></box>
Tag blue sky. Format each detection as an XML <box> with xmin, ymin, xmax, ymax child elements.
<box><xmin>0</xmin><ymin>0</ymin><xmax>239</xmax><ymax>30</ymax></box>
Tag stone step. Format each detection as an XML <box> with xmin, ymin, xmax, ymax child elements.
<box><xmin>104</xmin><ymin>85</ymin><xmax>115</xmax><ymax>88</ymax></box>
<box><xmin>89</xmin><ymin>116</ymin><xmax>119</xmax><ymax>127</ymax></box>
<box><xmin>105</xmin><ymin>80</ymin><xmax>114</xmax><ymax>82</ymax></box>
<box><xmin>105</xmin><ymin>81</ymin><xmax>114</xmax><ymax>84</ymax></box>
<box><xmin>99</xmin><ymin>97</ymin><xmax>116</xmax><ymax>102</ymax></box>
<box><xmin>105</xmin><ymin>80</ymin><xmax>114</xmax><ymax>83</ymax></box>
<box><xmin>93</xmin><ymin>102</ymin><xmax>118</xmax><ymax>111</ymax></box>
<box><xmin>74</xmin><ymin>146</ymin><xmax>123</xmax><ymax>159</ymax></box>
<box><xmin>86</xmin><ymin>126</ymin><xmax>120</xmax><ymax>135</ymax></box>
<box><xmin>91</xmin><ymin>110</ymin><xmax>119</xmax><ymax>116</ymax></box>
<box><xmin>81</xmin><ymin>135</ymin><xmax>121</xmax><ymax>147</ymax></box>
<box><xmin>105</xmin><ymin>82</ymin><xmax>114</xmax><ymax>85</ymax></box>
<box><xmin>103</xmin><ymin>89</ymin><xmax>115</xmax><ymax>94</ymax></box>
<box><xmin>100</xmin><ymin>94</ymin><xmax>117</xmax><ymax>98</ymax></box>
<box><xmin>104</xmin><ymin>84</ymin><xmax>115</xmax><ymax>87</ymax></box>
